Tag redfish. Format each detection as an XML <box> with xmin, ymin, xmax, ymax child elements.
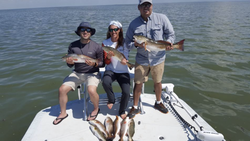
<box><xmin>133</xmin><ymin>35</ymin><xmax>185</xmax><ymax>52</ymax></box>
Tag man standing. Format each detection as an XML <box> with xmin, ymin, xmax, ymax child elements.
<box><xmin>125</xmin><ymin>0</ymin><xmax>175</xmax><ymax>119</ymax></box>
<box><xmin>53</xmin><ymin>21</ymin><xmax>103</xmax><ymax>125</ymax></box>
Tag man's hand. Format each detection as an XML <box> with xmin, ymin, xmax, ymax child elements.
<box><xmin>66</xmin><ymin>57</ymin><xmax>74</xmax><ymax>64</ymax></box>
<box><xmin>85</xmin><ymin>59</ymin><xmax>96</xmax><ymax>66</ymax></box>
<box><xmin>166</xmin><ymin>42</ymin><xmax>173</xmax><ymax>50</ymax></box>
<box><xmin>134</xmin><ymin>41</ymin><xmax>145</xmax><ymax>48</ymax></box>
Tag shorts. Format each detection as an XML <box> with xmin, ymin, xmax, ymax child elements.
<box><xmin>62</xmin><ymin>71</ymin><xmax>101</xmax><ymax>91</ymax></box>
<box><xmin>134</xmin><ymin>61</ymin><xmax>165</xmax><ymax>84</ymax></box>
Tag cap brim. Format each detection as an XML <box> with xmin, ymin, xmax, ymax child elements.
<box><xmin>139</xmin><ymin>1</ymin><xmax>152</xmax><ymax>5</ymax></box>
<box><xmin>75</xmin><ymin>28</ymin><xmax>95</xmax><ymax>36</ymax></box>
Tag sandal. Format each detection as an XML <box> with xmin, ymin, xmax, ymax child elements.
<box><xmin>53</xmin><ymin>114</ymin><xmax>68</xmax><ymax>125</ymax></box>
<box><xmin>87</xmin><ymin>108</ymin><xmax>100</xmax><ymax>121</ymax></box>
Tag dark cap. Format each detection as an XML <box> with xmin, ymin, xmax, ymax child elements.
<box><xmin>75</xmin><ymin>22</ymin><xmax>96</xmax><ymax>36</ymax></box>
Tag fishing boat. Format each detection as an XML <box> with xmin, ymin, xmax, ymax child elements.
<box><xmin>22</xmin><ymin>68</ymin><xmax>225</xmax><ymax>141</ymax></box>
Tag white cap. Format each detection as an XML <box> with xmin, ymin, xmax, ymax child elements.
<box><xmin>139</xmin><ymin>0</ymin><xmax>152</xmax><ymax>5</ymax></box>
<box><xmin>109</xmin><ymin>21</ymin><xmax>122</xmax><ymax>28</ymax></box>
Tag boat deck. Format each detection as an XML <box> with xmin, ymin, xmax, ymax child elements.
<box><xmin>22</xmin><ymin>91</ymin><xmax>210</xmax><ymax>141</ymax></box>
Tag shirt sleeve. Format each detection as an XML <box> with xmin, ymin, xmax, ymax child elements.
<box><xmin>125</xmin><ymin>23</ymin><xmax>137</xmax><ymax>50</ymax></box>
<box><xmin>163</xmin><ymin>15</ymin><xmax>175</xmax><ymax>43</ymax></box>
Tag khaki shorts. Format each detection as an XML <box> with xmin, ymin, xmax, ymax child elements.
<box><xmin>134</xmin><ymin>61</ymin><xmax>165</xmax><ymax>84</ymax></box>
<box><xmin>62</xmin><ymin>71</ymin><xmax>101</xmax><ymax>91</ymax></box>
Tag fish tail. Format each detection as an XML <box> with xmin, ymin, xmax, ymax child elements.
<box><xmin>106</xmin><ymin>136</ymin><xmax>115</xmax><ymax>141</ymax></box>
<box><xmin>174</xmin><ymin>39</ymin><xmax>185</xmax><ymax>51</ymax></box>
<box><xmin>127</xmin><ymin>62</ymin><xmax>135</xmax><ymax>70</ymax></box>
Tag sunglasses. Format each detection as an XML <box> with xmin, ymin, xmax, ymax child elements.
<box><xmin>109</xmin><ymin>28</ymin><xmax>119</xmax><ymax>32</ymax></box>
<box><xmin>80</xmin><ymin>28</ymin><xmax>91</xmax><ymax>33</ymax></box>
<box><xmin>140</xmin><ymin>3</ymin><xmax>151</xmax><ymax>8</ymax></box>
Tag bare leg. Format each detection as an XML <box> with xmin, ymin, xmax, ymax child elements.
<box><xmin>127</xmin><ymin>83</ymin><xmax>143</xmax><ymax>119</ymax></box>
<box><xmin>133</xmin><ymin>83</ymin><xmax>143</xmax><ymax>106</ymax></box>
<box><xmin>53</xmin><ymin>85</ymin><xmax>72</xmax><ymax>124</ymax></box>
<box><xmin>154</xmin><ymin>82</ymin><xmax>162</xmax><ymax>101</ymax></box>
<box><xmin>87</xmin><ymin>85</ymin><xmax>99</xmax><ymax>120</ymax></box>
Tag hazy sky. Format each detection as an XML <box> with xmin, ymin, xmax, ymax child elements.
<box><xmin>0</xmin><ymin>0</ymin><xmax>245</xmax><ymax>10</ymax></box>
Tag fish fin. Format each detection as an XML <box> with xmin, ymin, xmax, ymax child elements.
<box><xmin>146</xmin><ymin>48</ymin><xmax>151</xmax><ymax>52</ymax></box>
<box><xmin>127</xmin><ymin>62</ymin><xmax>135</xmax><ymax>70</ymax></box>
<box><xmin>157</xmin><ymin>40</ymin><xmax>171</xmax><ymax>45</ymax></box>
<box><xmin>106</xmin><ymin>136</ymin><xmax>115</xmax><ymax>141</ymax></box>
<box><xmin>142</xmin><ymin>42</ymin><xmax>149</xmax><ymax>52</ymax></box>
<box><xmin>144</xmin><ymin>42</ymin><xmax>151</xmax><ymax>52</ymax></box>
<box><xmin>174</xmin><ymin>39</ymin><xmax>185</xmax><ymax>51</ymax></box>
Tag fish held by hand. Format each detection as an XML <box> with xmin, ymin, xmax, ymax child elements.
<box><xmin>62</xmin><ymin>54</ymin><xmax>101</xmax><ymax>63</ymax></box>
<box><xmin>102</xmin><ymin>46</ymin><xmax>135</xmax><ymax>70</ymax></box>
<box><xmin>133</xmin><ymin>35</ymin><xmax>185</xmax><ymax>52</ymax></box>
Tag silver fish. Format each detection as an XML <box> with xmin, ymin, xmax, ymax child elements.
<box><xmin>61</xmin><ymin>54</ymin><xmax>100</xmax><ymax>63</ymax></box>
<box><xmin>119</xmin><ymin>117</ymin><xmax>130</xmax><ymax>141</ymax></box>
<box><xmin>133</xmin><ymin>35</ymin><xmax>185</xmax><ymax>52</ymax></box>
<box><xmin>127</xmin><ymin>118</ymin><xmax>135</xmax><ymax>141</ymax></box>
<box><xmin>102</xmin><ymin>46</ymin><xmax>135</xmax><ymax>70</ymax></box>
<box><xmin>89</xmin><ymin>120</ymin><xmax>109</xmax><ymax>139</ymax></box>
<box><xmin>113</xmin><ymin>116</ymin><xmax>121</xmax><ymax>139</ymax></box>
<box><xmin>89</xmin><ymin>125</ymin><xmax>107</xmax><ymax>141</ymax></box>
<box><xmin>104</xmin><ymin>116</ymin><xmax>114</xmax><ymax>139</ymax></box>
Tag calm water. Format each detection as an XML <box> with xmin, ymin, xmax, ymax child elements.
<box><xmin>0</xmin><ymin>1</ymin><xmax>250</xmax><ymax>141</ymax></box>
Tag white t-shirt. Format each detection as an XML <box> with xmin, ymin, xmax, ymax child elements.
<box><xmin>102</xmin><ymin>38</ymin><xmax>129</xmax><ymax>73</ymax></box>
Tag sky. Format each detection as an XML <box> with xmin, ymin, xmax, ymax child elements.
<box><xmin>0</xmin><ymin>0</ymin><xmax>246</xmax><ymax>10</ymax></box>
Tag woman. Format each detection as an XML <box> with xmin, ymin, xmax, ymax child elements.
<box><xmin>102</xmin><ymin>21</ymin><xmax>130</xmax><ymax>119</ymax></box>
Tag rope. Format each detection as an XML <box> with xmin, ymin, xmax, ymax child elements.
<box><xmin>167</xmin><ymin>100</ymin><xmax>199</xmax><ymax>133</ymax></box>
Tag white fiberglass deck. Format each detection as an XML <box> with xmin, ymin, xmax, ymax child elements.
<box><xmin>22</xmin><ymin>87</ymin><xmax>222</xmax><ymax>141</ymax></box>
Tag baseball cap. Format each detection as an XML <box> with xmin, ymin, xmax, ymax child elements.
<box><xmin>139</xmin><ymin>0</ymin><xmax>152</xmax><ymax>5</ymax></box>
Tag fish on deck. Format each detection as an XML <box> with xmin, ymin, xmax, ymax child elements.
<box><xmin>104</xmin><ymin>117</ymin><xmax>114</xmax><ymax>139</ymax></box>
<box><xmin>89</xmin><ymin>125</ymin><xmax>107</xmax><ymax>141</ymax></box>
<box><xmin>89</xmin><ymin>120</ymin><xmax>109</xmax><ymax>139</ymax></box>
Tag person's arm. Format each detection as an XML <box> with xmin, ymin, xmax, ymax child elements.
<box><xmin>95</xmin><ymin>45</ymin><xmax>104</xmax><ymax>67</ymax></box>
<box><xmin>66</xmin><ymin>44</ymin><xmax>74</xmax><ymax>68</ymax></box>
<box><xmin>125</xmin><ymin>23</ymin><xmax>137</xmax><ymax>50</ymax></box>
<box><xmin>163</xmin><ymin>15</ymin><xmax>175</xmax><ymax>44</ymax></box>
<box><xmin>120</xmin><ymin>43</ymin><xmax>129</xmax><ymax>65</ymax></box>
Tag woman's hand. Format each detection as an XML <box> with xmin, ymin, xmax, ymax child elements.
<box><xmin>107</xmin><ymin>51</ymin><xmax>114</xmax><ymax>59</ymax></box>
<box><xmin>120</xmin><ymin>58</ymin><xmax>128</xmax><ymax>65</ymax></box>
